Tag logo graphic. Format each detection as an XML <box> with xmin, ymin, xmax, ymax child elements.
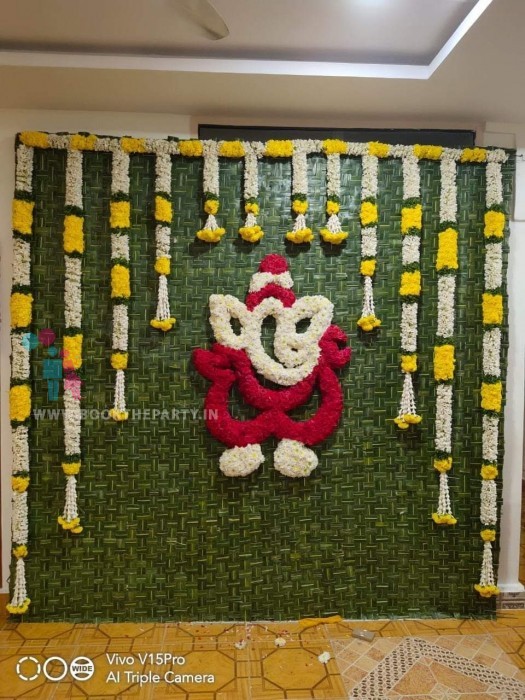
<box><xmin>21</xmin><ymin>328</ymin><xmax>82</xmax><ymax>401</ymax></box>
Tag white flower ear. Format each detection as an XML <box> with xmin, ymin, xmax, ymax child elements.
<box><xmin>209</xmin><ymin>295</ymin><xmax>249</xmax><ymax>349</ymax></box>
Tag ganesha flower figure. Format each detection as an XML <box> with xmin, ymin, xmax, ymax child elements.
<box><xmin>192</xmin><ymin>254</ymin><xmax>351</xmax><ymax>478</ymax></box>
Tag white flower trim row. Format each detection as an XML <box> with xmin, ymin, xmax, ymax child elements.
<box><xmin>60</xmin><ymin>148</ymin><xmax>84</xmax><ymax>534</ymax></box>
<box><xmin>357</xmin><ymin>155</ymin><xmax>381</xmax><ymax>332</ymax></box>
<box><xmin>109</xmin><ymin>148</ymin><xmax>131</xmax><ymax>421</ymax></box>
<box><xmin>208</xmin><ymin>294</ymin><xmax>333</xmax><ymax>386</ymax></box>
<box><xmin>475</xmin><ymin>159</ymin><xmax>505</xmax><ymax>598</ymax></box>
<box><xmin>150</xmin><ymin>153</ymin><xmax>176</xmax><ymax>332</ymax></box>
<box><xmin>432</xmin><ymin>157</ymin><xmax>458</xmax><ymax>526</ymax></box>
<box><xmin>239</xmin><ymin>141</ymin><xmax>265</xmax><ymax>243</ymax></box>
<box><xmin>8</xmin><ymin>142</ymin><xmax>34</xmax><ymax>615</ymax></box>
<box><xmin>395</xmin><ymin>156</ymin><xmax>422</xmax><ymax>430</ymax></box>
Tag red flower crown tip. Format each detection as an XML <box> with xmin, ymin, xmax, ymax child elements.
<box><xmin>258</xmin><ymin>254</ymin><xmax>288</xmax><ymax>274</ymax></box>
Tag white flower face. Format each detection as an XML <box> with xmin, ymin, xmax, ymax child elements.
<box><xmin>209</xmin><ymin>294</ymin><xmax>334</xmax><ymax>386</ymax></box>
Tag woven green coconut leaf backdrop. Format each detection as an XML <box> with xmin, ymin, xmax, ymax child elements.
<box><xmin>21</xmin><ymin>146</ymin><xmax>513</xmax><ymax>621</ymax></box>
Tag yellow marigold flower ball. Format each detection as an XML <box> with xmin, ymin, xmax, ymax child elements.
<box><xmin>286</xmin><ymin>228</ymin><xmax>314</xmax><ymax>244</ymax></box>
<box><xmin>413</xmin><ymin>145</ymin><xmax>443</xmax><ymax>160</ymax></box>
<box><xmin>150</xmin><ymin>318</ymin><xmax>176</xmax><ymax>331</ymax></box>
<box><xmin>63</xmin><ymin>334</ymin><xmax>83</xmax><ymax>371</ymax></box>
<box><xmin>219</xmin><ymin>141</ymin><xmax>245</xmax><ymax>158</ymax></box>
<box><xmin>481</xmin><ymin>529</ymin><xmax>496</xmax><ymax>542</ymax></box>
<box><xmin>481</xmin><ymin>464</ymin><xmax>498</xmax><ymax>480</ymax></box>
<box><xmin>154</xmin><ymin>257</ymin><xmax>171</xmax><ymax>275</ymax></box>
<box><xmin>461</xmin><ymin>147</ymin><xmax>487</xmax><ymax>163</ymax></box>
<box><xmin>436</xmin><ymin>228</ymin><xmax>458</xmax><ymax>270</ymax></box>
<box><xmin>292</xmin><ymin>199</ymin><xmax>308</xmax><ymax>215</ymax></box>
<box><xmin>10</xmin><ymin>384</ymin><xmax>31</xmax><ymax>422</ymax></box>
<box><xmin>434</xmin><ymin>457</ymin><xmax>452</xmax><ymax>473</ymax></box>
<box><xmin>62</xmin><ymin>461</ymin><xmax>81</xmax><ymax>475</ymax></box>
<box><xmin>360</xmin><ymin>201</ymin><xmax>378</xmax><ymax>227</ymax></box>
<box><xmin>121</xmin><ymin>137</ymin><xmax>146</xmax><ymax>153</ymax></box>
<box><xmin>179</xmin><ymin>140</ymin><xmax>203</xmax><ymax>157</ymax></box>
<box><xmin>326</xmin><ymin>200</ymin><xmax>340</xmax><ymax>215</ymax></box>
<box><xmin>110</xmin><ymin>200</ymin><xmax>131</xmax><ymax>229</ymax></box>
<box><xmin>482</xmin><ymin>293</ymin><xmax>503</xmax><ymax>325</ymax></box>
<box><xmin>111</xmin><ymin>352</ymin><xmax>128</xmax><ymax>370</ymax></box>
<box><xmin>70</xmin><ymin>134</ymin><xmax>97</xmax><ymax>150</ymax></box>
<box><xmin>109</xmin><ymin>408</ymin><xmax>129</xmax><ymax>421</ymax></box>
<box><xmin>197</xmin><ymin>227</ymin><xmax>226</xmax><ymax>243</ymax></box>
<box><xmin>323</xmin><ymin>139</ymin><xmax>347</xmax><ymax>154</ymax></box>
<box><xmin>12</xmin><ymin>199</ymin><xmax>34</xmax><ymax>235</ymax></box>
<box><xmin>12</xmin><ymin>475</ymin><xmax>30</xmax><ymax>493</ymax></box>
<box><xmin>401</xmin><ymin>354</ymin><xmax>417</xmax><ymax>373</ymax></box>
<box><xmin>400</xmin><ymin>270</ymin><xmax>421</xmax><ymax>297</ymax></box>
<box><xmin>239</xmin><ymin>226</ymin><xmax>264</xmax><ymax>243</ymax></box>
<box><xmin>432</xmin><ymin>513</ymin><xmax>457</xmax><ymax>525</ymax></box>
<box><xmin>368</xmin><ymin>141</ymin><xmax>390</xmax><ymax>158</ymax></box>
<box><xmin>63</xmin><ymin>215</ymin><xmax>84</xmax><ymax>254</ymax></box>
<box><xmin>474</xmin><ymin>584</ymin><xmax>499</xmax><ymax>598</ymax></box>
<box><xmin>13</xmin><ymin>544</ymin><xmax>28</xmax><ymax>558</ymax></box>
<box><xmin>264</xmin><ymin>140</ymin><xmax>294</xmax><ymax>158</ymax></box>
<box><xmin>20</xmin><ymin>131</ymin><xmax>49</xmax><ymax>148</ymax></box>
<box><xmin>360</xmin><ymin>259</ymin><xmax>376</xmax><ymax>276</ymax></box>
<box><xmin>319</xmin><ymin>229</ymin><xmax>348</xmax><ymax>245</ymax></box>
<box><xmin>357</xmin><ymin>315</ymin><xmax>381</xmax><ymax>332</ymax></box>
<box><xmin>204</xmin><ymin>199</ymin><xmax>219</xmax><ymax>215</ymax></box>
<box><xmin>401</xmin><ymin>205</ymin><xmax>422</xmax><ymax>234</ymax></box>
<box><xmin>403</xmin><ymin>413</ymin><xmax>422</xmax><ymax>425</ymax></box>
<box><xmin>481</xmin><ymin>381</ymin><xmax>502</xmax><ymax>412</ymax></box>
<box><xmin>484</xmin><ymin>210</ymin><xmax>505</xmax><ymax>238</ymax></box>
<box><xmin>155</xmin><ymin>196</ymin><xmax>172</xmax><ymax>223</ymax></box>
<box><xmin>434</xmin><ymin>344</ymin><xmax>455</xmax><ymax>382</ymax></box>
<box><xmin>111</xmin><ymin>264</ymin><xmax>131</xmax><ymax>298</ymax></box>
<box><xmin>245</xmin><ymin>202</ymin><xmax>259</xmax><ymax>215</ymax></box>
<box><xmin>10</xmin><ymin>292</ymin><xmax>33</xmax><ymax>328</ymax></box>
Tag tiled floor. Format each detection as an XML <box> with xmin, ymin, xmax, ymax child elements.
<box><xmin>3</xmin><ymin>614</ymin><xmax>525</xmax><ymax>698</ymax></box>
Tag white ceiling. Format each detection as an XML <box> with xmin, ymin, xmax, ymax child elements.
<box><xmin>0</xmin><ymin>0</ymin><xmax>478</xmax><ymax>65</ymax></box>
<box><xmin>0</xmin><ymin>0</ymin><xmax>523</xmax><ymax>125</ymax></box>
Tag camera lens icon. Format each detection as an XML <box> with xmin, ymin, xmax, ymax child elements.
<box><xmin>69</xmin><ymin>657</ymin><xmax>95</xmax><ymax>681</ymax></box>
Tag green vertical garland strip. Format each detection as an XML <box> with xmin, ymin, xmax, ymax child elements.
<box><xmin>8</xmin><ymin>138</ymin><xmax>35</xmax><ymax>614</ymax></box>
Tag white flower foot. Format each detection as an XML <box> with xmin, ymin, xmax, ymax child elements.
<box><xmin>274</xmin><ymin>439</ymin><xmax>318</xmax><ymax>478</ymax></box>
<box><xmin>219</xmin><ymin>444</ymin><xmax>264</xmax><ymax>477</ymax></box>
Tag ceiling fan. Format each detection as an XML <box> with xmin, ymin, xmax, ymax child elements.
<box><xmin>174</xmin><ymin>0</ymin><xmax>230</xmax><ymax>40</ymax></box>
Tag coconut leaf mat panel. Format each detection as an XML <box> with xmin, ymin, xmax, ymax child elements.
<box><xmin>18</xmin><ymin>147</ymin><xmax>513</xmax><ymax>621</ymax></box>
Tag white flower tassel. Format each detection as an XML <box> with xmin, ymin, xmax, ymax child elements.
<box><xmin>10</xmin><ymin>559</ymin><xmax>29</xmax><ymax>612</ymax></box>
<box><xmin>63</xmin><ymin>476</ymin><xmax>79</xmax><ymax>522</ymax></box>
<box><xmin>286</xmin><ymin>142</ymin><xmax>314</xmax><ymax>244</ymax></box>
<box><xmin>361</xmin><ymin>276</ymin><xmax>376</xmax><ymax>320</ymax></box>
<box><xmin>479</xmin><ymin>542</ymin><xmax>496</xmax><ymax>588</ymax></box>
<box><xmin>437</xmin><ymin>472</ymin><xmax>453</xmax><ymax>518</ymax></box>
<box><xmin>113</xmin><ymin>369</ymin><xmax>127</xmax><ymax>417</ymax></box>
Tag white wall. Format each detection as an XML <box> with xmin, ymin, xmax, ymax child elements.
<box><xmin>1</xmin><ymin>112</ymin><xmax>523</xmax><ymax>597</ymax></box>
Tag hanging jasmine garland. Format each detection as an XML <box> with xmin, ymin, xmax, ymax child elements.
<box><xmin>394</xmin><ymin>152</ymin><xmax>423</xmax><ymax>429</ymax></box>
<box><xmin>432</xmin><ymin>151</ymin><xmax>460</xmax><ymax>526</ymax></box>
<box><xmin>239</xmin><ymin>141</ymin><xmax>265</xmax><ymax>243</ymax></box>
<box><xmin>109</xmin><ymin>144</ymin><xmax>131</xmax><ymax>421</ymax></box>
<box><xmin>151</xmin><ymin>150</ymin><xmax>176</xmax><ymax>331</ymax></box>
<box><xmin>320</xmin><ymin>140</ymin><xmax>348</xmax><ymax>244</ymax></box>
<box><xmin>197</xmin><ymin>140</ymin><xmax>226</xmax><ymax>243</ymax></box>
<box><xmin>59</xmin><ymin>144</ymin><xmax>84</xmax><ymax>533</ymax></box>
<box><xmin>357</xmin><ymin>144</ymin><xmax>383</xmax><ymax>331</ymax></box>
<box><xmin>8</xmin><ymin>139</ymin><xmax>35</xmax><ymax>615</ymax></box>
<box><xmin>475</xmin><ymin>149</ymin><xmax>506</xmax><ymax>598</ymax></box>
<box><xmin>286</xmin><ymin>140</ymin><xmax>318</xmax><ymax>244</ymax></box>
